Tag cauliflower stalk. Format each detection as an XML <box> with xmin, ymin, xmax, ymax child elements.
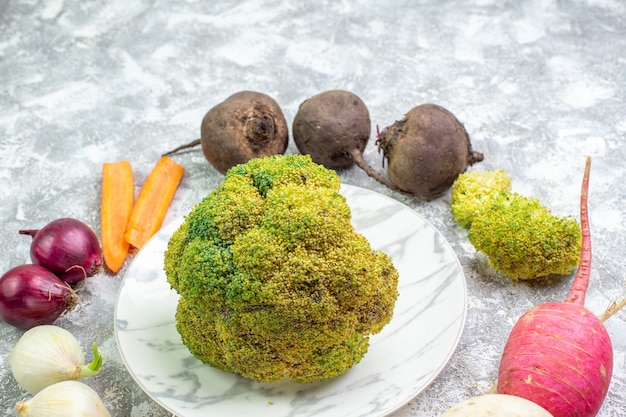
<box><xmin>164</xmin><ymin>154</ymin><xmax>399</xmax><ymax>383</ymax></box>
<box><xmin>451</xmin><ymin>170</ymin><xmax>581</xmax><ymax>280</ymax></box>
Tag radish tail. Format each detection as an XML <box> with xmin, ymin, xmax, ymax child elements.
<box><xmin>598</xmin><ymin>295</ymin><xmax>626</xmax><ymax>322</ymax></box>
<box><xmin>564</xmin><ymin>156</ymin><xmax>592</xmax><ymax>305</ymax></box>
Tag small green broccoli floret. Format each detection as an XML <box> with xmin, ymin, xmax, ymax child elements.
<box><xmin>468</xmin><ymin>192</ymin><xmax>581</xmax><ymax>280</ymax></box>
<box><xmin>450</xmin><ymin>169</ymin><xmax>512</xmax><ymax>228</ymax></box>
<box><xmin>164</xmin><ymin>154</ymin><xmax>399</xmax><ymax>383</ymax></box>
<box><xmin>450</xmin><ymin>168</ymin><xmax>581</xmax><ymax>280</ymax></box>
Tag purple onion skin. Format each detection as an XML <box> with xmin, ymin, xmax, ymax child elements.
<box><xmin>0</xmin><ymin>264</ymin><xmax>78</xmax><ymax>329</ymax></box>
<box><xmin>20</xmin><ymin>218</ymin><xmax>103</xmax><ymax>286</ymax></box>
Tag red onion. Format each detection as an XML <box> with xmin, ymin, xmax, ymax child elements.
<box><xmin>0</xmin><ymin>264</ymin><xmax>78</xmax><ymax>329</ymax></box>
<box><xmin>19</xmin><ymin>218</ymin><xmax>103</xmax><ymax>286</ymax></box>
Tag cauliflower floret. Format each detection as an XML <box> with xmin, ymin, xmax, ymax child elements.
<box><xmin>450</xmin><ymin>169</ymin><xmax>581</xmax><ymax>280</ymax></box>
<box><xmin>450</xmin><ymin>169</ymin><xmax>512</xmax><ymax>229</ymax></box>
<box><xmin>468</xmin><ymin>192</ymin><xmax>581</xmax><ymax>280</ymax></box>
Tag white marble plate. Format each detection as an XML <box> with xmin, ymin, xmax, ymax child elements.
<box><xmin>114</xmin><ymin>184</ymin><xmax>467</xmax><ymax>417</ymax></box>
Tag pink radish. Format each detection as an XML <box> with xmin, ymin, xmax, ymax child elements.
<box><xmin>497</xmin><ymin>157</ymin><xmax>623</xmax><ymax>417</ymax></box>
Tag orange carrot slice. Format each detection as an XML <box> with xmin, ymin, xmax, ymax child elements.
<box><xmin>101</xmin><ymin>160</ymin><xmax>134</xmax><ymax>274</ymax></box>
<box><xmin>124</xmin><ymin>156</ymin><xmax>184</xmax><ymax>249</ymax></box>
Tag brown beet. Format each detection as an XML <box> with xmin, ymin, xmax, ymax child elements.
<box><xmin>293</xmin><ymin>90</ymin><xmax>371</xmax><ymax>169</ymax></box>
<box><xmin>292</xmin><ymin>90</ymin><xmax>404</xmax><ymax>193</ymax></box>
<box><xmin>378</xmin><ymin>104</ymin><xmax>484</xmax><ymax>199</ymax></box>
<box><xmin>164</xmin><ymin>91</ymin><xmax>289</xmax><ymax>174</ymax></box>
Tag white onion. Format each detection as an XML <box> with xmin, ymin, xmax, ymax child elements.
<box><xmin>441</xmin><ymin>393</ymin><xmax>553</xmax><ymax>416</ymax></box>
<box><xmin>8</xmin><ymin>325</ymin><xmax>102</xmax><ymax>394</ymax></box>
<box><xmin>14</xmin><ymin>380</ymin><xmax>111</xmax><ymax>417</ymax></box>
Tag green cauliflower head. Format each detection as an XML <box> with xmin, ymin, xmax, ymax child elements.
<box><xmin>164</xmin><ymin>154</ymin><xmax>399</xmax><ymax>383</ymax></box>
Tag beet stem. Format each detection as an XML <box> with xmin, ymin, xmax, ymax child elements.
<box><xmin>349</xmin><ymin>148</ymin><xmax>412</xmax><ymax>197</ymax></box>
<box><xmin>468</xmin><ymin>150</ymin><xmax>485</xmax><ymax>165</ymax></box>
<box><xmin>162</xmin><ymin>138</ymin><xmax>202</xmax><ymax>157</ymax></box>
<box><xmin>564</xmin><ymin>156</ymin><xmax>592</xmax><ymax>305</ymax></box>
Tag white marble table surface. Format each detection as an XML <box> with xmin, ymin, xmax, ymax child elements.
<box><xmin>0</xmin><ymin>0</ymin><xmax>624</xmax><ymax>416</ymax></box>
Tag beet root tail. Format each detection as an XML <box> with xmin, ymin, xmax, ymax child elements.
<box><xmin>162</xmin><ymin>138</ymin><xmax>202</xmax><ymax>157</ymax></box>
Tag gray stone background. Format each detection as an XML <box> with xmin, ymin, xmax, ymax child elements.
<box><xmin>0</xmin><ymin>0</ymin><xmax>624</xmax><ymax>416</ymax></box>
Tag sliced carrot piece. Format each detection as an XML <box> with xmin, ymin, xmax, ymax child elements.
<box><xmin>124</xmin><ymin>156</ymin><xmax>184</xmax><ymax>249</ymax></box>
<box><xmin>101</xmin><ymin>160</ymin><xmax>134</xmax><ymax>274</ymax></box>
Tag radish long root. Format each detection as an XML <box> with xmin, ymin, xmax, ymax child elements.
<box><xmin>598</xmin><ymin>295</ymin><xmax>626</xmax><ymax>322</ymax></box>
<box><xmin>564</xmin><ymin>156</ymin><xmax>592</xmax><ymax>305</ymax></box>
